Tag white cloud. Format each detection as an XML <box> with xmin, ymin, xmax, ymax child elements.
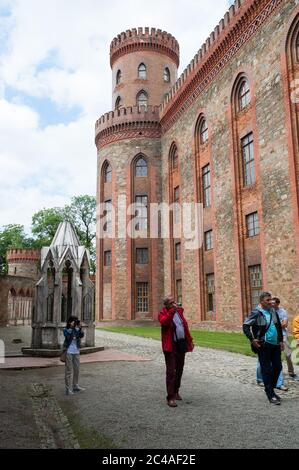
<box><xmin>0</xmin><ymin>0</ymin><xmax>228</xmax><ymax>230</ymax></box>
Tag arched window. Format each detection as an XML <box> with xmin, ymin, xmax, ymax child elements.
<box><xmin>116</xmin><ymin>69</ymin><xmax>121</xmax><ymax>85</ymax></box>
<box><xmin>238</xmin><ymin>79</ymin><xmax>251</xmax><ymax>111</ymax></box>
<box><xmin>164</xmin><ymin>67</ymin><xmax>170</xmax><ymax>83</ymax></box>
<box><xmin>115</xmin><ymin>96</ymin><xmax>121</xmax><ymax>109</ymax></box>
<box><xmin>199</xmin><ymin>119</ymin><xmax>208</xmax><ymax>145</ymax></box>
<box><xmin>137</xmin><ymin>90</ymin><xmax>148</xmax><ymax>108</ymax></box>
<box><xmin>104</xmin><ymin>163</ymin><xmax>112</xmax><ymax>183</ymax></box>
<box><xmin>170</xmin><ymin>144</ymin><xmax>178</xmax><ymax>171</ymax></box>
<box><xmin>135</xmin><ymin>157</ymin><xmax>148</xmax><ymax>177</ymax></box>
<box><xmin>138</xmin><ymin>63</ymin><xmax>146</xmax><ymax>79</ymax></box>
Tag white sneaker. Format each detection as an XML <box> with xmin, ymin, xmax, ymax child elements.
<box><xmin>66</xmin><ymin>388</ymin><xmax>74</xmax><ymax>395</ymax></box>
<box><xmin>73</xmin><ymin>386</ymin><xmax>85</xmax><ymax>392</ymax></box>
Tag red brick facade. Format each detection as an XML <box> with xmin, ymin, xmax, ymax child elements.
<box><xmin>96</xmin><ymin>0</ymin><xmax>299</xmax><ymax>328</ymax></box>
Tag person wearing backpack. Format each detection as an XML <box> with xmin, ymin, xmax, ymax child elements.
<box><xmin>243</xmin><ymin>292</ymin><xmax>284</xmax><ymax>405</ymax></box>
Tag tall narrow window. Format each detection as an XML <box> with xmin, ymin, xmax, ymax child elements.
<box><xmin>116</xmin><ymin>69</ymin><xmax>121</xmax><ymax>85</ymax></box>
<box><xmin>249</xmin><ymin>265</ymin><xmax>262</xmax><ymax>309</ymax></box>
<box><xmin>103</xmin><ymin>200</ymin><xmax>112</xmax><ymax>233</ymax></box>
<box><xmin>135</xmin><ymin>157</ymin><xmax>148</xmax><ymax>177</ymax></box>
<box><xmin>200</xmin><ymin>119</ymin><xmax>209</xmax><ymax>144</ymax></box>
<box><xmin>135</xmin><ymin>196</ymin><xmax>148</xmax><ymax>231</ymax></box>
<box><xmin>246</xmin><ymin>212</ymin><xmax>259</xmax><ymax>237</ymax></box>
<box><xmin>104</xmin><ymin>163</ymin><xmax>112</xmax><ymax>183</ymax></box>
<box><xmin>115</xmin><ymin>96</ymin><xmax>121</xmax><ymax>109</ymax></box>
<box><xmin>136</xmin><ymin>248</ymin><xmax>149</xmax><ymax>264</ymax></box>
<box><xmin>242</xmin><ymin>132</ymin><xmax>256</xmax><ymax>186</ymax></box>
<box><xmin>175</xmin><ymin>242</ymin><xmax>181</xmax><ymax>261</ymax></box>
<box><xmin>172</xmin><ymin>147</ymin><xmax>178</xmax><ymax>170</ymax></box>
<box><xmin>138</xmin><ymin>63</ymin><xmax>146</xmax><ymax>79</ymax></box>
<box><xmin>136</xmin><ymin>282</ymin><xmax>148</xmax><ymax>312</ymax></box>
<box><xmin>205</xmin><ymin>230</ymin><xmax>213</xmax><ymax>251</ymax></box>
<box><xmin>164</xmin><ymin>67</ymin><xmax>170</xmax><ymax>82</ymax></box>
<box><xmin>104</xmin><ymin>250</ymin><xmax>112</xmax><ymax>267</ymax></box>
<box><xmin>176</xmin><ymin>279</ymin><xmax>182</xmax><ymax>305</ymax></box>
<box><xmin>174</xmin><ymin>186</ymin><xmax>180</xmax><ymax>223</ymax></box>
<box><xmin>137</xmin><ymin>90</ymin><xmax>148</xmax><ymax>108</ymax></box>
<box><xmin>206</xmin><ymin>273</ymin><xmax>215</xmax><ymax>312</ymax></box>
<box><xmin>238</xmin><ymin>80</ymin><xmax>251</xmax><ymax>110</ymax></box>
<box><xmin>202</xmin><ymin>164</ymin><xmax>211</xmax><ymax>208</ymax></box>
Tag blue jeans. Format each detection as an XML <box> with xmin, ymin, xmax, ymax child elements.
<box><xmin>257</xmin><ymin>361</ymin><xmax>283</xmax><ymax>387</ymax></box>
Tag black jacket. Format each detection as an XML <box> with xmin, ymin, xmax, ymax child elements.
<box><xmin>243</xmin><ymin>307</ymin><xmax>283</xmax><ymax>344</ymax></box>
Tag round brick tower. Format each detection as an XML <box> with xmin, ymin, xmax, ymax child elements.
<box><xmin>7</xmin><ymin>249</ymin><xmax>41</xmax><ymax>280</ymax></box>
<box><xmin>110</xmin><ymin>27</ymin><xmax>179</xmax><ymax>110</ymax></box>
<box><xmin>95</xmin><ymin>27</ymin><xmax>180</xmax><ymax>322</ymax></box>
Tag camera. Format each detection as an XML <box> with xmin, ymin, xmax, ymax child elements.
<box><xmin>74</xmin><ymin>319</ymin><xmax>80</xmax><ymax>326</ymax></box>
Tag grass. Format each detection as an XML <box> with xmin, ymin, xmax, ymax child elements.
<box><xmin>97</xmin><ymin>326</ymin><xmax>256</xmax><ymax>357</ymax></box>
<box><xmin>60</xmin><ymin>400</ymin><xmax>117</xmax><ymax>449</ymax></box>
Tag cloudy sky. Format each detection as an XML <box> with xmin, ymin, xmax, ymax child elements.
<box><xmin>0</xmin><ymin>0</ymin><xmax>229</xmax><ymax>232</ymax></box>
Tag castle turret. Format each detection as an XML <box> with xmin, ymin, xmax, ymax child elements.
<box><xmin>7</xmin><ymin>249</ymin><xmax>40</xmax><ymax>280</ymax></box>
<box><xmin>95</xmin><ymin>27</ymin><xmax>180</xmax><ymax>323</ymax></box>
<box><xmin>110</xmin><ymin>27</ymin><xmax>179</xmax><ymax>110</ymax></box>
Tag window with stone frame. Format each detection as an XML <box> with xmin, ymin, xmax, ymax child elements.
<box><xmin>137</xmin><ymin>90</ymin><xmax>148</xmax><ymax>107</ymax></box>
<box><xmin>138</xmin><ymin>63</ymin><xmax>146</xmax><ymax>79</ymax></box>
<box><xmin>241</xmin><ymin>132</ymin><xmax>256</xmax><ymax>186</ymax></box>
<box><xmin>206</xmin><ymin>273</ymin><xmax>215</xmax><ymax>312</ymax></box>
<box><xmin>104</xmin><ymin>250</ymin><xmax>112</xmax><ymax>267</ymax></box>
<box><xmin>135</xmin><ymin>195</ymin><xmax>148</xmax><ymax>231</ymax></box>
<box><xmin>115</xmin><ymin>96</ymin><xmax>121</xmax><ymax>109</ymax></box>
<box><xmin>172</xmin><ymin>147</ymin><xmax>178</xmax><ymax>170</ymax></box>
<box><xmin>136</xmin><ymin>248</ymin><xmax>149</xmax><ymax>264</ymax></box>
<box><xmin>202</xmin><ymin>164</ymin><xmax>211</xmax><ymax>208</ymax></box>
<box><xmin>116</xmin><ymin>69</ymin><xmax>121</xmax><ymax>85</ymax></box>
<box><xmin>103</xmin><ymin>200</ymin><xmax>112</xmax><ymax>233</ymax></box>
<box><xmin>176</xmin><ymin>279</ymin><xmax>182</xmax><ymax>305</ymax></box>
<box><xmin>135</xmin><ymin>157</ymin><xmax>148</xmax><ymax>177</ymax></box>
<box><xmin>164</xmin><ymin>67</ymin><xmax>170</xmax><ymax>82</ymax></box>
<box><xmin>104</xmin><ymin>163</ymin><xmax>112</xmax><ymax>183</ymax></box>
<box><xmin>136</xmin><ymin>282</ymin><xmax>148</xmax><ymax>312</ymax></box>
<box><xmin>249</xmin><ymin>265</ymin><xmax>262</xmax><ymax>309</ymax></box>
<box><xmin>200</xmin><ymin>119</ymin><xmax>209</xmax><ymax>144</ymax></box>
<box><xmin>238</xmin><ymin>79</ymin><xmax>251</xmax><ymax>111</ymax></box>
<box><xmin>173</xmin><ymin>186</ymin><xmax>180</xmax><ymax>224</ymax></box>
<box><xmin>205</xmin><ymin>230</ymin><xmax>213</xmax><ymax>251</ymax></box>
<box><xmin>175</xmin><ymin>242</ymin><xmax>181</xmax><ymax>262</ymax></box>
<box><xmin>246</xmin><ymin>212</ymin><xmax>259</xmax><ymax>237</ymax></box>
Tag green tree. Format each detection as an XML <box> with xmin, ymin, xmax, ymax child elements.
<box><xmin>0</xmin><ymin>224</ymin><xmax>33</xmax><ymax>274</ymax></box>
<box><xmin>64</xmin><ymin>195</ymin><xmax>96</xmax><ymax>272</ymax></box>
<box><xmin>31</xmin><ymin>207</ymin><xmax>65</xmax><ymax>247</ymax></box>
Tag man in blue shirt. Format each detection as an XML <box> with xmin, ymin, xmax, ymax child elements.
<box><xmin>243</xmin><ymin>292</ymin><xmax>284</xmax><ymax>405</ymax></box>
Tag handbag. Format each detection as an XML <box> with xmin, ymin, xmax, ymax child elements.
<box><xmin>60</xmin><ymin>350</ymin><xmax>67</xmax><ymax>363</ymax></box>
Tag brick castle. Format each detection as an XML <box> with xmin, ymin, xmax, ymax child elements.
<box><xmin>95</xmin><ymin>0</ymin><xmax>299</xmax><ymax>328</ymax></box>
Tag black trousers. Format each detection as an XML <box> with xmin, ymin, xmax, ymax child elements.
<box><xmin>163</xmin><ymin>343</ymin><xmax>185</xmax><ymax>400</ymax></box>
<box><xmin>258</xmin><ymin>343</ymin><xmax>282</xmax><ymax>400</ymax></box>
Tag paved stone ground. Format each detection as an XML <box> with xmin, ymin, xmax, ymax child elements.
<box><xmin>1</xmin><ymin>326</ymin><xmax>299</xmax><ymax>449</ymax></box>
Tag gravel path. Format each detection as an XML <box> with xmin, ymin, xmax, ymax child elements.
<box><xmin>1</xmin><ymin>327</ymin><xmax>299</xmax><ymax>449</ymax></box>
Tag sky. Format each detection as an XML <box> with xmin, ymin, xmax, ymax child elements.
<box><xmin>0</xmin><ymin>0</ymin><xmax>230</xmax><ymax>232</ymax></box>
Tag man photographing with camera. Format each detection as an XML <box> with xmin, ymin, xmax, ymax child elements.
<box><xmin>158</xmin><ymin>295</ymin><xmax>194</xmax><ymax>408</ymax></box>
<box><xmin>63</xmin><ymin>315</ymin><xmax>85</xmax><ymax>395</ymax></box>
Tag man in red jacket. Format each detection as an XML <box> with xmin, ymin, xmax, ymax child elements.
<box><xmin>158</xmin><ymin>295</ymin><xmax>194</xmax><ymax>407</ymax></box>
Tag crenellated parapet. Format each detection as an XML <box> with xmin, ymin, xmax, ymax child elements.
<box><xmin>110</xmin><ymin>27</ymin><xmax>180</xmax><ymax>68</ymax></box>
<box><xmin>160</xmin><ymin>0</ymin><xmax>282</xmax><ymax>131</ymax></box>
<box><xmin>7</xmin><ymin>249</ymin><xmax>41</xmax><ymax>263</ymax></box>
<box><xmin>95</xmin><ymin>105</ymin><xmax>161</xmax><ymax>149</ymax></box>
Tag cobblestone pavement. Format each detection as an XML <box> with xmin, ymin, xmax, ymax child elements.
<box><xmin>1</xmin><ymin>327</ymin><xmax>299</xmax><ymax>448</ymax></box>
